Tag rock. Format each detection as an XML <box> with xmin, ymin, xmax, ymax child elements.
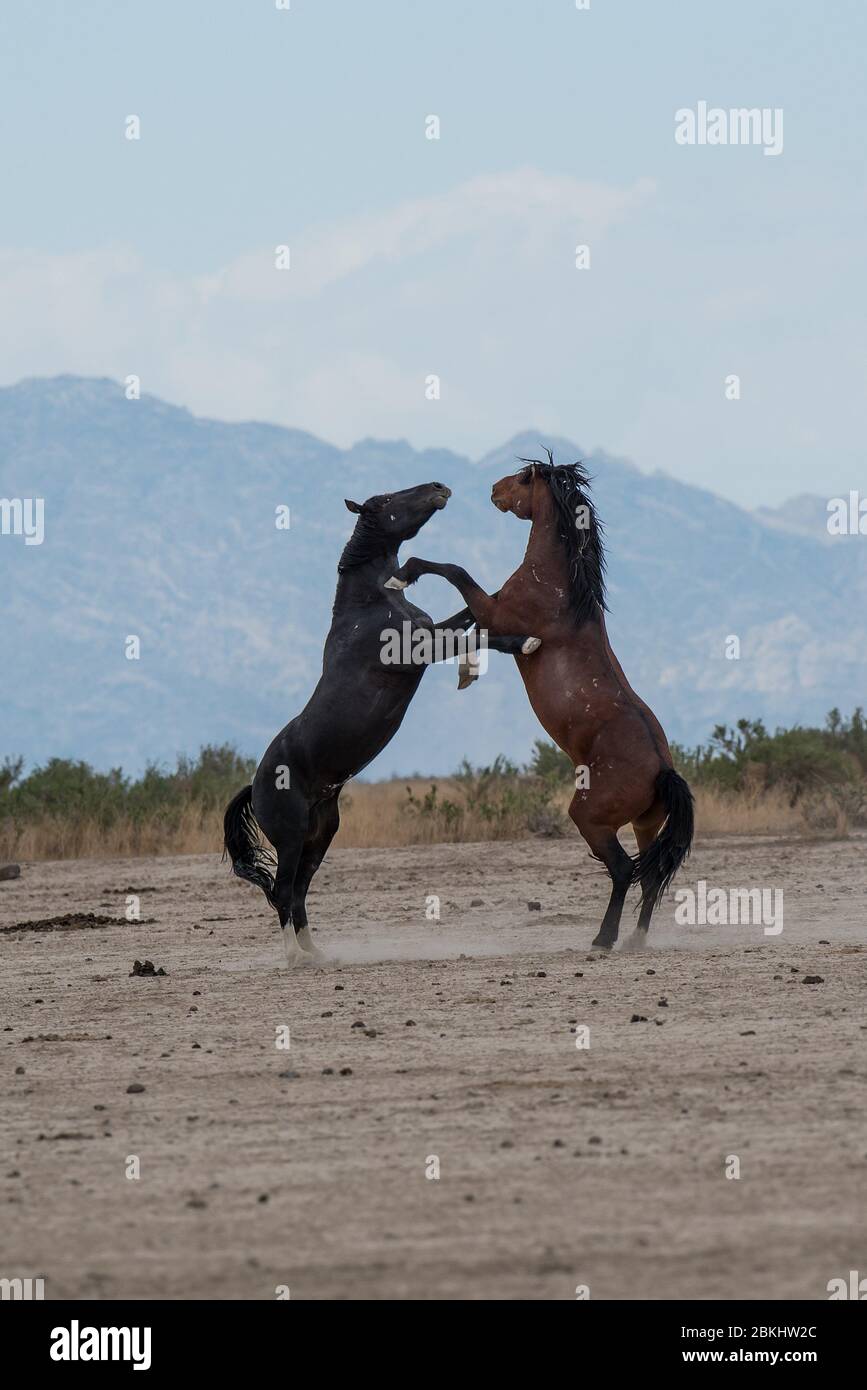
<box><xmin>630</xmin><ymin>1014</ymin><xmax>648</xmax><ymax>1023</ymax></box>
<box><xmin>527</xmin><ymin>900</ymin><xmax>541</xmax><ymax>911</ymax></box>
<box><xmin>126</xmin><ymin>1083</ymin><xmax>145</xmax><ymax>1094</ymax></box>
<box><xmin>802</xmin><ymin>975</ymin><xmax>824</xmax><ymax>985</ymax></box>
<box><xmin>470</xmin><ymin>898</ymin><xmax>484</xmax><ymax>906</ymax></box>
<box><xmin>130</xmin><ymin>959</ymin><xmax>166</xmax><ymax>977</ymax></box>
<box><xmin>0</xmin><ymin>864</ymin><xmax>21</xmax><ymax>881</ymax></box>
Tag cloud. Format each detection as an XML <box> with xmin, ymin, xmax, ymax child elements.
<box><xmin>0</xmin><ymin>169</ymin><xmax>655</xmax><ymax>449</ymax></box>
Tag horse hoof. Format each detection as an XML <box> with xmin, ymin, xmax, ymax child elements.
<box><xmin>591</xmin><ymin>936</ymin><xmax>613</xmax><ymax>951</ymax></box>
<box><xmin>297</xmin><ymin>928</ymin><xmax>328</xmax><ymax>963</ymax></box>
<box><xmin>384</xmin><ymin>576</ymin><xmax>408</xmax><ymax>590</ymax></box>
<box><xmin>521</xmin><ymin>636</ymin><xmax>542</xmax><ymax>654</ymax></box>
<box><xmin>457</xmin><ymin>652</ymin><xmax>481</xmax><ymax>689</ymax></box>
<box><xmin>282</xmin><ymin>931</ymin><xmax>318</xmax><ymax>969</ymax></box>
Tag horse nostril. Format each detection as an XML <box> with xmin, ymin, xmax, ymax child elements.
<box><xmin>432</xmin><ymin>481</ymin><xmax>443</xmax><ymax>489</ymax></box>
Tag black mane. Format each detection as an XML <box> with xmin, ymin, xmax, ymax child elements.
<box><xmin>517</xmin><ymin>450</ymin><xmax>607</xmax><ymax>623</ymax></box>
<box><xmin>338</xmin><ymin>513</ymin><xmax>391</xmax><ymax>572</ymax></box>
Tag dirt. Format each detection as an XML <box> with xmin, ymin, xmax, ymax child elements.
<box><xmin>1</xmin><ymin>832</ymin><xmax>865</xmax><ymax>1301</ymax></box>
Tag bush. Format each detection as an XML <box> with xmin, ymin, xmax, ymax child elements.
<box><xmin>0</xmin><ymin>745</ymin><xmax>257</xmax><ymax>836</ymax></box>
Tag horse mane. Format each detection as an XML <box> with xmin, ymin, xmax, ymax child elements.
<box><xmin>338</xmin><ymin>511</ymin><xmax>390</xmax><ymax>572</ymax></box>
<box><xmin>517</xmin><ymin>450</ymin><xmax>607</xmax><ymax>624</ymax></box>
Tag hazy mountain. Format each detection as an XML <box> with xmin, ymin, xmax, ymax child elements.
<box><xmin>1</xmin><ymin>376</ymin><xmax>864</xmax><ymax>778</ymax></box>
<box><xmin>754</xmin><ymin>494</ymin><xmax>836</xmax><ymax>541</ymax></box>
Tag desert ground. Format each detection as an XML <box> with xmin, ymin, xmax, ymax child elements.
<box><xmin>1</xmin><ymin>830</ymin><xmax>865</xmax><ymax>1301</ymax></box>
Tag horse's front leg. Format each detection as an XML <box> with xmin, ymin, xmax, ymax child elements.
<box><xmin>385</xmin><ymin>558</ymin><xmax>497</xmax><ymax>628</ymax></box>
<box><xmin>406</xmin><ymin>587</ymin><xmax>541</xmax><ymax>689</ymax></box>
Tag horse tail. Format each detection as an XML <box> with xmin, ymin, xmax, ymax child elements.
<box><xmin>222</xmin><ymin>785</ymin><xmax>276</xmax><ymax>906</ymax></box>
<box><xmin>631</xmin><ymin>768</ymin><xmax>694</xmax><ymax>910</ymax></box>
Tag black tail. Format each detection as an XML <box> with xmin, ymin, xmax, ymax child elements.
<box><xmin>222</xmin><ymin>785</ymin><xmax>276</xmax><ymax>906</ymax></box>
<box><xmin>632</xmin><ymin>768</ymin><xmax>694</xmax><ymax>910</ymax></box>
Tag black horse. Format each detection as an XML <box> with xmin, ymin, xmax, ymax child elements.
<box><xmin>223</xmin><ymin>481</ymin><xmax>540</xmax><ymax>966</ymax></box>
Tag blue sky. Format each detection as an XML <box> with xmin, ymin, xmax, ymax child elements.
<box><xmin>1</xmin><ymin>0</ymin><xmax>865</xmax><ymax>506</ymax></box>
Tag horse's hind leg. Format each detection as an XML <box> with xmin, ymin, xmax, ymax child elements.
<box><xmin>268</xmin><ymin>798</ymin><xmax>312</xmax><ymax>969</ymax></box>
<box><xmin>292</xmin><ymin>794</ymin><xmax>340</xmax><ymax>960</ymax></box>
<box><xmin>572</xmin><ymin>806</ymin><xmax>633</xmax><ymax>950</ymax></box>
<box><xmin>625</xmin><ymin>812</ymin><xmax>666</xmax><ymax>949</ymax></box>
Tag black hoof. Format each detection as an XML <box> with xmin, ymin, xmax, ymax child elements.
<box><xmin>591</xmin><ymin>936</ymin><xmax>613</xmax><ymax>951</ymax></box>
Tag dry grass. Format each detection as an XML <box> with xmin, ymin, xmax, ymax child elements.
<box><xmin>0</xmin><ymin>777</ymin><xmax>836</xmax><ymax>864</ymax></box>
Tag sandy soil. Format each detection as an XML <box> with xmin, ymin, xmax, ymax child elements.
<box><xmin>1</xmin><ymin>832</ymin><xmax>865</xmax><ymax>1302</ymax></box>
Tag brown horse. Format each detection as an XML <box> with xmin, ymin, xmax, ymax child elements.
<box><xmin>386</xmin><ymin>454</ymin><xmax>694</xmax><ymax>950</ymax></box>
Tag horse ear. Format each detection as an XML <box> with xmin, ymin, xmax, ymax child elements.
<box><xmin>344</xmin><ymin>499</ymin><xmax>364</xmax><ymax>514</ymax></box>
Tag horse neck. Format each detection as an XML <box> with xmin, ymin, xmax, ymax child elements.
<box><xmin>335</xmin><ymin>547</ymin><xmax>398</xmax><ymax>608</ymax></box>
<box><xmin>520</xmin><ymin>479</ymin><xmax>571</xmax><ymax>587</ymax></box>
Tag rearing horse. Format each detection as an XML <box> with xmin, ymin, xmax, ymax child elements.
<box><xmin>223</xmin><ymin>481</ymin><xmax>540</xmax><ymax>967</ymax></box>
<box><xmin>386</xmin><ymin>455</ymin><xmax>694</xmax><ymax>950</ymax></box>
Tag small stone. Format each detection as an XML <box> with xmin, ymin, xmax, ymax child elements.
<box><xmin>126</xmin><ymin>1083</ymin><xmax>145</xmax><ymax>1094</ymax></box>
<box><xmin>630</xmin><ymin>1014</ymin><xmax>648</xmax><ymax>1023</ymax></box>
<box><xmin>527</xmin><ymin>901</ymin><xmax>541</xmax><ymax>911</ymax></box>
<box><xmin>339</xmin><ymin>1067</ymin><xmax>353</xmax><ymax>1076</ymax></box>
<box><xmin>802</xmin><ymin>975</ymin><xmax>824</xmax><ymax>985</ymax></box>
<box><xmin>471</xmin><ymin>898</ymin><xmax>484</xmax><ymax>906</ymax></box>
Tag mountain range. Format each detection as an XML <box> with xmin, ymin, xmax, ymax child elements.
<box><xmin>1</xmin><ymin>376</ymin><xmax>864</xmax><ymax>778</ymax></box>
